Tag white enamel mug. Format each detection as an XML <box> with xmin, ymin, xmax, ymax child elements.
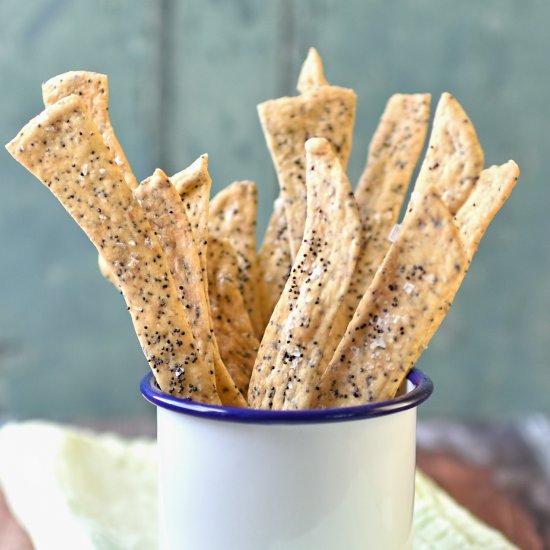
<box><xmin>141</xmin><ymin>368</ymin><xmax>433</xmax><ymax>550</ymax></box>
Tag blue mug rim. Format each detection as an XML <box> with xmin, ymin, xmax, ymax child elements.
<box><xmin>140</xmin><ymin>368</ymin><xmax>433</xmax><ymax>425</ymax></box>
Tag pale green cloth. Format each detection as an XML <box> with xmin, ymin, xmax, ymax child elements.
<box><xmin>0</xmin><ymin>421</ymin><xmax>515</xmax><ymax>549</ymax></box>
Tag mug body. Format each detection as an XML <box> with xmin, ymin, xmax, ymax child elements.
<box><xmin>141</xmin><ymin>369</ymin><xmax>433</xmax><ymax>550</ymax></box>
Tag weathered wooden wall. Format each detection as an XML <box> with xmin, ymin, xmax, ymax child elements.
<box><xmin>0</xmin><ymin>0</ymin><xmax>548</xmax><ymax>420</ymax></box>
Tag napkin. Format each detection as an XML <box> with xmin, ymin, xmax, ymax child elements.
<box><xmin>0</xmin><ymin>421</ymin><xmax>515</xmax><ymax>549</ymax></box>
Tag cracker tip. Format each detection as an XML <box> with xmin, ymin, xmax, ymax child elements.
<box><xmin>305</xmin><ymin>136</ymin><xmax>330</xmax><ymax>154</ymax></box>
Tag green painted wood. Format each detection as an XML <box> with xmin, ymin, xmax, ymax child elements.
<box><xmin>0</xmin><ymin>0</ymin><xmax>163</xmax><ymax>420</ymax></box>
<box><xmin>160</xmin><ymin>0</ymin><xmax>282</xmax><ymax>238</ymax></box>
<box><xmin>1</xmin><ymin>0</ymin><xmax>549</xmax><ymax>420</ymax></box>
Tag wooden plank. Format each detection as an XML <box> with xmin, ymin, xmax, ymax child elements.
<box><xmin>162</xmin><ymin>0</ymin><xmax>281</xmax><ymax>238</ymax></box>
<box><xmin>0</xmin><ymin>0</ymin><xmax>162</xmax><ymax>419</ymax></box>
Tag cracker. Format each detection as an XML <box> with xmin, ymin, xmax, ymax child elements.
<box><xmin>455</xmin><ymin>161</ymin><xmax>520</xmax><ymax>261</ymax></box>
<box><xmin>171</xmin><ymin>157</ymin><xmax>248</xmax><ymax>405</ymax></box>
<box><xmin>43</xmin><ymin>72</ymin><xmax>140</xmax><ymax>287</ymax></box>
<box><xmin>258</xmin><ymin>50</ymin><xmax>356</xmax><ymax>258</ymax></box>
<box><xmin>134</xmin><ymin>170</ymin><xmax>246</xmax><ymax>407</ymax></box>
<box><xmin>258</xmin><ymin>196</ymin><xmax>292</xmax><ymax>330</ymax></box>
<box><xmin>410</xmin><ymin>92</ymin><xmax>484</xmax><ymax>215</ymax></box>
<box><xmin>248</xmin><ymin>138</ymin><xmax>361</xmax><ymax>410</ymax></box>
<box><xmin>6</xmin><ymin>95</ymin><xmax>220</xmax><ymax>405</ymax></box>
<box><xmin>209</xmin><ymin>181</ymin><xmax>263</xmax><ymax>337</ymax></box>
<box><xmin>42</xmin><ymin>71</ymin><xmax>138</xmax><ymax>190</ymax></box>
<box><xmin>172</xmin><ymin>155</ymin><xmax>212</xmax><ymax>322</ymax></box>
<box><xmin>326</xmin><ymin>94</ymin><xmax>431</xmax><ymax>362</ymax></box>
<box><xmin>297</xmin><ymin>47</ymin><xmax>328</xmax><ymax>94</ymax></box>
<box><xmin>314</xmin><ymin>189</ymin><xmax>468</xmax><ymax>408</ymax></box>
<box><xmin>207</xmin><ymin>237</ymin><xmax>260</xmax><ymax>396</ymax></box>
<box><xmin>172</xmin><ymin>154</ymin><xmax>211</xmax><ymax>267</ymax></box>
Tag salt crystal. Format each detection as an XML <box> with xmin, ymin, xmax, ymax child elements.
<box><xmin>114</xmin><ymin>155</ymin><xmax>123</xmax><ymax>166</ymax></box>
<box><xmin>369</xmin><ymin>336</ymin><xmax>386</xmax><ymax>350</ymax></box>
<box><xmin>309</xmin><ymin>266</ymin><xmax>322</xmax><ymax>281</ymax></box>
<box><xmin>274</xmin><ymin>197</ymin><xmax>285</xmax><ymax>210</ymax></box>
<box><xmin>81</xmin><ymin>163</ymin><xmax>89</xmax><ymax>176</ymax></box>
<box><xmin>98</xmin><ymin>214</ymin><xmax>107</xmax><ymax>221</ymax></box>
<box><xmin>175</xmin><ymin>367</ymin><xmax>185</xmax><ymax>378</ymax></box>
<box><xmin>127</xmin><ymin>255</ymin><xmax>139</xmax><ymax>268</ymax></box>
<box><xmin>144</xmin><ymin>237</ymin><xmax>153</xmax><ymax>248</ymax></box>
<box><xmin>388</xmin><ymin>223</ymin><xmax>402</xmax><ymax>244</ymax></box>
<box><xmin>128</xmin><ymin>240</ymin><xmax>136</xmax><ymax>247</ymax></box>
<box><xmin>99</xmin><ymin>168</ymin><xmax>106</xmax><ymax>176</ymax></box>
<box><xmin>44</xmin><ymin>125</ymin><xmax>56</xmax><ymax>133</ymax></box>
<box><xmin>403</xmin><ymin>282</ymin><xmax>415</xmax><ymax>294</ymax></box>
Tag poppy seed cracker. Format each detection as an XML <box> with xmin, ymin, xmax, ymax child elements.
<box><xmin>209</xmin><ymin>181</ymin><xmax>263</xmax><ymax>338</ymax></box>
<box><xmin>134</xmin><ymin>170</ymin><xmax>246</xmax><ymax>407</ymax></box>
<box><xmin>258</xmin><ymin>196</ymin><xmax>292</xmax><ymax>331</ymax></box>
<box><xmin>43</xmin><ymin>71</ymin><xmax>140</xmax><ymax>287</ymax></box>
<box><xmin>6</xmin><ymin>95</ymin><xmax>220</xmax><ymax>405</ymax></box>
<box><xmin>207</xmin><ymin>237</ymin><xmax>260</xmax><ymax>396</ymax></box>
<box><xmin>326</xmin><ymin>94</ymin><xmax>431</xmax><ymax>366</ymax></box>
<box><xmin>409</xmin><ymin>92</ymin><xmax>484</xmax><ymax>215</ymax></box>
<box><xmin>314</xmin><ymin>189</ymin><xmax>468</xmax><ymax>407</ymax></box>
<box><xmin>258</xmin><ymin>50</ymin><xmax>356</xmax><ymax>259</ymax></box>
<box><xmin>455</xmin><ymin>161</ymin><xmax>520</xmax><ymax>261</ymax></box>
<box><xmin>248</xmin><ymin>138</ymin><xmax>361</xmax><ymax>410</ymax></box>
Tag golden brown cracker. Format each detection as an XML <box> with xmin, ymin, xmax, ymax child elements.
<box><xmin>326</xmin><ymin>94</ymin><xmax>431</xmax><ymax>362</ymax></box>
<box><xmin>297</xmin><ymin>47</ymin><xmax>328</xmax><ymax>94</ymax></box>
<box><xmin>355</xmin><ymin>93</ymin><xmax>431</xmax><ymax>255</ymax></box>
<box><xmin>314</xmin><ymin>190</ymin><xmax>468</xmax><ymax>408</ymax></box>
<box><xmin>258</xmin><ymin>196</ymin><xmax>292</xmax><ymax>330</ymax></box>
<box><xmin>209</xmin><ymin>181</ymin><xmax>263</xmax><ymax>337</ymax></box>
<box><xmin>171</xmin><ymin>157</ymin><xmax>249</xmax><ymax>406</ymax></box>
<box><xmin>207</xmin><ymin>237</ymin><xmax>260</xmax><ymax>396</ymax></box>
<box><xmin>42</xmin><ymin>71</ymin><xmax>138</xmax><ymax>190</ymax></box>
<box><xmin>172</xmin><ymin>154</ymin><xmax>211</xmax><ymax>266</ymax></box>
<box><xmin>411</xmin><ymin>92</ymin><xmax>484</xmax><ymax>215</ymax></box>
<box><xmin>172</xmin><ymin>156</ymin><xmax>212</xmax><ymax>334</ymax></box>
<box><xmin>455</xmin><ymin>161</ymin><xmax>520</xmax><ymax>261</ymax></box>
<box><xmin>134</xmin><ymin>170</ymin><xmax>246</xmax><ymax>407</ymax></box>
<box><xmin>258</xmin><ymin>50</ymin><xmax>356</xmax><ymax>259</ymax></box>
<box><xmin>6</xmin><ymin>96</ymin><xmax>220</xmax><ymax>405</ymax></box>
<box><xmin>43</xmin><ymin>72</ymin><xmax>139</xmax><ymax>288</ymax></box>
<box><xmin>248</xmin><ymin>138</ymin><xmax>361</xmax><ymax>410</ymax></box>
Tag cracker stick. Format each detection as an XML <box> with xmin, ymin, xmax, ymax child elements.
<box><xmin>325</xmin><ymin>94</ymin><xmax>431</xmax><ymax>361</ymax></box>
<box><xmin>455</xmin><ymin>161</ymin><xmax>520</xmax><ymax>261</ymax></box>
<box><xmin>6</xmin><ymin>96</ymin><xmax>220</xmax><ymax>405</ymax></box>
<box><xmin>410</xmin><ymin>92</ymin><xmax>484</xmax><ymax>215</ymax></box>
<box><xmin>258</xmin><ymin>196</ymin><xmax>292</xmax><ymax>330</ymax></box>
<box><xmin>355</xmin><ymin>94</ymin><xmax>431</xmax><ymax>270</ymax></box>
<box><xmin>43</xmin><ymin>71</ymin><xmax>140</xmax><ymax>287</ymax></box>
<box><xmin>258</xmin><ymin>49</ymin><xmax>356</xmax><ymax>258</ymax></box>
<box><xmin>314</xmin><ymin>190</ymin><xmax>468</xmax><ymax>408</ymax></box>
<box><xmin>172</xmin><ymin>154</ymin><xmax>211</xmax><ymax>267</ymax></box>
<box><xmin>207</xmin><ymin>237</ymin><xmax>260</xmax><ymax>396</ymax></box>
<box><xmin>134</xmin><ymin>170</ymin><xmax>246</xmax><ymax>407</ymax></box>
<box><xmin>297</xmin><ymin>47</ymin><xmax>328</xmax><ymax>93</ymax></box>
<box><xmin>171</xmin><ymin>157</ymin><xmax>248</xmax><ymax>404</ymax></box>
<box><xmin>209</xmin><ymin>181</ymin><xmax>263</xmax><ymax>337</ymax></box>
<box><xmin>248</xmin><ymin>138</ymin><xmax>361</xmax><ymax>410</ymax></box>
<box><xmin>42</xmin><ymin>71</ymin><xmax>138</xmax><ymax>190</ymax></box>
